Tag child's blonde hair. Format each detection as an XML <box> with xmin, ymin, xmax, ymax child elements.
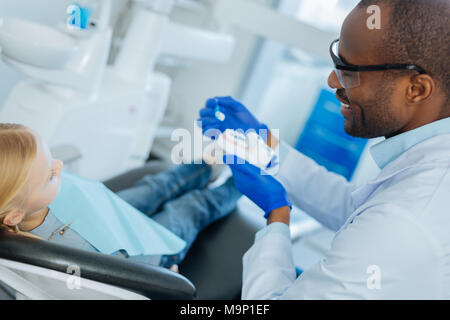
<box><xmin>0</xmin><ymin>123</ymin><xmax>39</xmax><ymax>237</ymax></box>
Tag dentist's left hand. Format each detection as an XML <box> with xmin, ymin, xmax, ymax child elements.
<box><xmin>226</xmin><ymin>156</ymin><xmax>291</xmax><ymax>219</ymax></box>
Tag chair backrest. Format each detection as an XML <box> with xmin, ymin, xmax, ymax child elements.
<box><xmin>0</xmin><ymin>229</ymin><xmax>196</xmax><ymax>300</ymax></box>
<box><xmin>0</xmin><ymin>258</ymin><xmax>148</xmax><ymax>300</ymax></box>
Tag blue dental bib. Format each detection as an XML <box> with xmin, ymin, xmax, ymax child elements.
<box><xmin>49</xmin><ymin>172</ymin><xmax>186</xmax><ymax>256</ymax></box>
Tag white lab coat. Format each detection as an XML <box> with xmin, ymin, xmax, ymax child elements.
<box><xmin>242</xmin><ymin>133</ymin><xmax>450</xmax><ymax>299</ymax></box>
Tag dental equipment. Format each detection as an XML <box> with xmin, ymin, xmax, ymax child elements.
<box><xmin>216</xmin><ymin>129</ymin><xmax>277</xmax><ymax>171</ymax></box>
<box><xmin>0</xmin><ymin>0</ymin><xmax>170</xmax><ymax>181</ymax></box>
<box><xmin>0</xmin><ymin>0</ymin><xmax>337</xmax><ymax>182</ymax></box>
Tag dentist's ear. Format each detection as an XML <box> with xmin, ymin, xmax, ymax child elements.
<box><xmin>2</xmin><ymin>209</ymin><xmax>26</xmax><ymax>227</ymax></box>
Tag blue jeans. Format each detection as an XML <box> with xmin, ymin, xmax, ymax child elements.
<box><xmin>116</xmin><ymin>163</ymin><xmax>241</xmax><ymax>268</ymax></box>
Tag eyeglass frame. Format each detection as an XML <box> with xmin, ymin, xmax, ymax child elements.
<box><xmin>330</xmin><ymin>39</ymin><xmax>426</xmax><ymax>74</ymax></box>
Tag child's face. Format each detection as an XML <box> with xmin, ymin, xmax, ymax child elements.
<box><xmin>23</xmin><ymin>132</ymin><xmax>64</xmax><ymax>216</ymax></box>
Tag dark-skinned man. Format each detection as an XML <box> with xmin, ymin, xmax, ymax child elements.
<box><xmin>199</xmin><ymin>0</ymin><xmax>449</xmax><ymax>299</ymax></box>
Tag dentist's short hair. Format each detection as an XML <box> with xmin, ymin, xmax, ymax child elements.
<box><xmin>358</xmin><ymin>0</ymin><xmax>450</xmax><ymax>103</ymax></box>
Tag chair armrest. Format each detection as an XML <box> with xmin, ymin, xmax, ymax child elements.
<box><xmin>0</xmin><ymin>229</ymin><xmax>196</xmax><ymax>300</ymax></box>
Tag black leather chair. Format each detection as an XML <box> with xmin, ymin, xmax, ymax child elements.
<box><xmin>0</xmin><ymin>161</ymin><xmax>264</xmax><ymax>300</ymax></box>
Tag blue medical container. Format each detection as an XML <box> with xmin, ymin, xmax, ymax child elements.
<box><xmin>295</xmin><ymin>89</ymin><xmax>368</xmax><ymax>181</ymax></box>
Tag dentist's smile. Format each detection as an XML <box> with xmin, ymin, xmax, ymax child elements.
<box><xmin>340</xmin><ymin>103</ymin><xmax>353</xmax><ymax>118</ymax></box>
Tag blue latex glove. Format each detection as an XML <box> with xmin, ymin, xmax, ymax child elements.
<box><xmin>226</xmin><ymin>156</ymin><xmax>291</xmax><ymax>218</ymax></box>
<box><xmin>198</xmin><ymin>96</ymin><xmax>269</xmax><ymax>140</ymax></box>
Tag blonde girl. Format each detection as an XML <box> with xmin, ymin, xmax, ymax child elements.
<box><xmin>0</xmin><ymin>124</ymin><xmax>63</xmax><ymax>237</ymax></box>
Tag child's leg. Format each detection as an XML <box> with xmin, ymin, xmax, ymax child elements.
<box><xmin>152</xmin><ymin>178</ymin><xmax>242</xmax><ymax>268</ymax></box>
<box><xmin>117</xmin><ymin>163</ymin><xmax>212</xmax><ymax>217</ymax></box>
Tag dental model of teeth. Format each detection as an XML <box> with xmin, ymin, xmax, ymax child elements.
<box><xmin>215</xmin><ymin>129</ymin><xmax>277</xmax><ymax>171</ymax></box>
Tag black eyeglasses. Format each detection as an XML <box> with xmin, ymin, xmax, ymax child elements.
<box><xmin>330</xmin><ymin>39</ymin><xmax>426</xmax><ymax>89</ymax></box>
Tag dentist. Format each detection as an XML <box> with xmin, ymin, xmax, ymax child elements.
<box><xmin>199</xmin><ymin>0</ymin><xmax>450</xmax><ymax>299</ymax></box>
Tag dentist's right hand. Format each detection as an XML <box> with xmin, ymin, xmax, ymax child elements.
<box><xmin>198</xmin><ymin>96</ymin><xmax>269</xmax><ymax>138</ymax></box>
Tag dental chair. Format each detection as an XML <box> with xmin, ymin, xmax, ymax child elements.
<box><xmin>0</xmin><ymin>161</ymin><xmax>264</xmax><ymax>300</ymax></box>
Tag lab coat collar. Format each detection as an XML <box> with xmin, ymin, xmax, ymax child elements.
<box><xmin>370</xmin><ymin>117</ymin><xmax>450</xmax><ymax>170</ymax></box>
<box><xmin>367</xmin><ymin>132</ymin><xmax>450</xmax><ymax>187</ymax></box>
<box><xmin>342</xmin><ymin>132</ymin><xmax>450</xmax><ymax>237</ymax></box>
